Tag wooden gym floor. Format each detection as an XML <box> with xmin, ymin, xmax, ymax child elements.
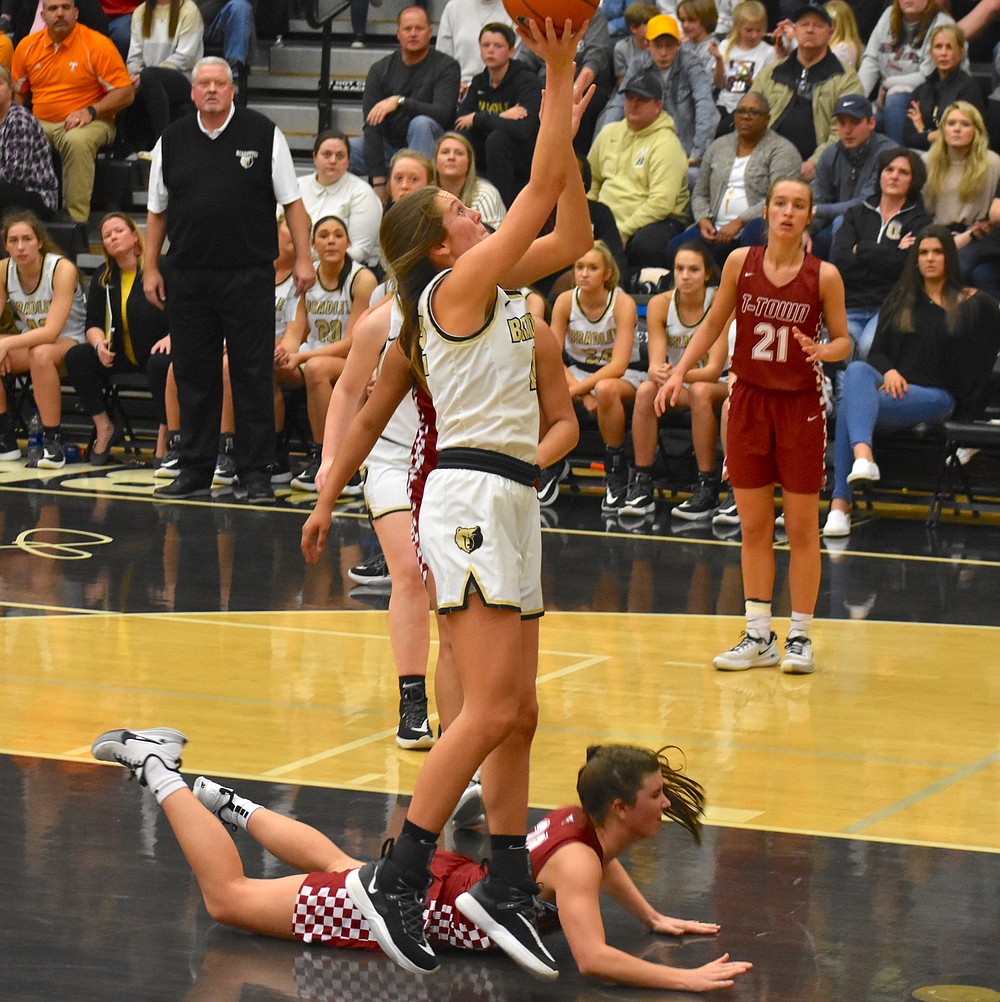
<box><xmin>1</xmin><ymin>460</ymin><xmax>998</xmax><ymax>1001</ymax></box>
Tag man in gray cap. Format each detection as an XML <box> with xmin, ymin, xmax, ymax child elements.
<box><xmin>751</xmin><ymin>3</ymin><xmax>861</xmax><ymax>179</ymax></box>
<box><xmin>587</xmin><ymin>60</ymin><xmax>690</xmax><ymax>280</ymax></box>
<box><xmin>810</xmin><ymin>93</ymin><xmax>896</xmax><ymax>258</ymax></box>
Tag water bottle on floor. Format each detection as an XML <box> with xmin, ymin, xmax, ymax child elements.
<box><xmin>26</xmin><ymin>411</ymin><xmax>43</xmax><ymax>468</ymax></box>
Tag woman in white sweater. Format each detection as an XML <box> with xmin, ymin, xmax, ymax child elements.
<box><xmin>296</xmin><ymin>130</ymin><xmax>383</xmax><ymax>269</ymax></box>
<box><xmin>125</xmin><ymin>0</ymin><xmax>204</xmax><ymax>152</ymax></box>
<box><xmin>857</xmin><ymin>0</ymin><xmax>960</xmax><ymax>144</ymax></box>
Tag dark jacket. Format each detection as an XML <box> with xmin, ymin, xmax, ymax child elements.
<box><xmin>456</xmin><ymin>58</ymin><xmax>542</xmax><ymax>148</ymax></box>
<box><xmin>901</xmin><ymin>69</ymin><xmax>986</xmax><ymax>151</ymax></box>
<box><xmin>85</xmin><ymin>262</ymin><xmax>169</xmax><ymax>367</ymax></box>
<box><xmin>832</xmin><ymin>196</ymin><xmax>933</xmax><ymax>310</ymax></box>
<box><xmin>361</xmin><ymin>48</ymin><xmax>460</xmax><ymax>177</ymax></box>
<box><xmin>812</xmin><ymin>132</ymin><xmax>897</xmax><ymax>224</ymax></box>
<box><xmin>867</xmin><ymin>290</ymin><xmax>1000</xmax><ymax>419</ymax></box>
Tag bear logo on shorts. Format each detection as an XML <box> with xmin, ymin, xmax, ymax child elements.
<box><xmin>454</xmin><ymin>526</ymin><xmax>483</xmax><ymax>554</ymax></box>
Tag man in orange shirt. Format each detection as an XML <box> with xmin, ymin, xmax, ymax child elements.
<box><xmin>11</xmin><ymin>0</ymin><xmax>133</xmax><ymax>222</ymax></box>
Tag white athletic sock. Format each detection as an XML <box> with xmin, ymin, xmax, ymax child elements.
<box><xmin>789</xmin><ymin>612</ymin><xmax>813</xmax><ymax>639</ymax></box>
<box><xmin>745</xmin><ymin>600</ymin><xmax>772</xmax><ymax>639</ymax></box>
<box><xmin>142</xmin><ymin>756</ymin><xmax>186</xmax><ymax>805</ymax></box>
<box><xmin>221</xmin><ymin>791</ymin><xmax>262</xmax><ymax>831</ymax></box>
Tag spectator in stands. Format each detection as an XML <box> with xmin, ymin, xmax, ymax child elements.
<box><xmin>11</xmin><ymin>0</ymin><xmax>134</xmax><ymax>224</ymax></box>
<box><xmin>269</xmin><ymin>211</ymin><xmax>297</xmax><ymax>482</ymax></box>
<box><xmin>454</xmin><ymin>22</ymin><xmax>540</xmax><ymax>210</ymax></box>
<box><xmin>823</xmin><ymin>225</ymin><xmax>1000</xmax><ymax>538</ymax></box>
<box><xmin>518</xmin><ymin>4</ymin><xmax>613</xmax><ymax>154</ymax></box>
<box><xmin>0</xmin><ymin>209</ymin><xmax>87</xmax><ymax>467</ymax></box>
<box><xmin>667</xmin><ymin>92</ymin><xmax>801</xmax><ymax>269</ymax></box>
<box><xmin>0</xmin><ymin>63</ymin><xmax>58</xmax><ymax>218</ymax></box>
<box><xmin>384</xmin><ymin>147</ymin><xmax>433</xmax><ymax>211</ymax></box>
<box><xmin>193</xmin><ymin>0</ymin><xmax>252</xmax><ymax>101</ymax></box>
<box><xmin>100</xmin><ymin>0</ymin><xmax>140</xmax><ymax>58</ymax></box>
<box><xmin>281</xmin><ymin>215</ymin><xmax>376</xmax><ymax>492</ymax></box>
<box><xmin>857</xmin><ymin>0</ymin><xmax>960</xmax><ymax>143</ymax></box>
<box><xmin>902</xmin><ymin>24</ymin><xmax>984</xmax><ymax>151</ymax></box>
<box><xmin>123</xmin><ymin>0</ymin><xmax>203</xmax><ymax>154</ymax></box>
<box><xmin>1</xmin><ymin>25</ymin><xmax>12</xmax><ymax>68</ymax></box>
<box><xmin>549</xmin><ymin>240</ymin><xmax>640</xmax><ymax>514</ymax></box>
<box><xmin>1</xmin><ymin>0</ymin><xmax>107</xmax><ymax>45</ymax></box>
<box><xmin>824</xmin><ymin>0</ymin><xmax>862</xmax><ymax>69</ymax></box>
<box><xmin>832</xmin><ymin>147</ymin><xmax>931</xmax><ymax>360</ymax></box>
<box><xmin>921</xmin><ymin>101</ymin><xmax>1000</xmax><ymax>254</ymax></box>
<box><xmin>952</xmin><ymin>0</ymin><xmax>1000</xmax><ymax>44</ymax></box>
<box><xmin>349</xmin><ymin>6</ymin><xmax>460</xmax><ymax>203</ymax></box>
<box><xmin>711</xmin><ymin>0</ymin><xmax>775</xmax><ymax>133</ymax></box>
<box><xmin>811</xmin><ymin>93</ymin><xmax>895</xmax><ymax>259</ymax></box>
<box><xmin>347</xmin><ymin>0</ymin><xmax>371</xmax><ymax>49</ymax></box>
<box><xmin>434</xmin><ymin>132</ymin><xmax>505</xmax><ymax>231</ymax></box>
<box><xmin>623</xmin><ymin>14</ymin><xmax>718</xmax><ymax>170</ymax></box>
<box><xmin>297</xmin><ymin>130</ymin><xmax>382</xmax><ymax>269</ymax></box>
<box><xmin>436</xmin><ymin>0</ymin><xmax>516</xmax><ymax>99</ymax></box>
<box><xmin>959</xmin><ymin>177</ymin><xmax>1000</xmax><ymax>299</ymax></box>
<box><xmin>621</xmin><ymin>242</ymin><xmax>729</xmax><ymax>520</ymax></box>
<box><xmin>587</xmin><ymin>60</ymin><xmax>690</xmax><ymax>282</ymax></box>
<box><xmin>751</xmin><ymin>3</ymin><xmax>861</xmax><ymax>180</ymax></box>
<box><xmin>594</xmin><ymin>1</ymin><xmax>656</xmax><ymax>133</ymax></box>
<box><xmin>604</xmin><ymin>0</ymin><xmax>630</xmax><ymax>40</ymax></box>
<box><xmin>677</xmin><ymin>0</ymin><xmax>717</xmax><ymax>80</ymax></box>
<box><xmin>63</xmin><ymin>212</ymin><xmax>171</xmax><ymax>464</ymax></box>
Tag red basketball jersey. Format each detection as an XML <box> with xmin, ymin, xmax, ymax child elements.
<box><xmin>528</xmin><ymin>805</ymin><xmax>604</xmax><ymax>874</ymax></box>
<box><xmin>731</xmin><ymin>245</ymin><xmax>825</xmax><ymax>393</ymax></box>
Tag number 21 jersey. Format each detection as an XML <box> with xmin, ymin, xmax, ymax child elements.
<box><xmin>731</xmin><ymin>245</ymin><xmax>824</xmax><ymax>393</ymax></box>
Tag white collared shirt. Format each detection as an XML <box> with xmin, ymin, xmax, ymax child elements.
<box><xmin>147</xmin><ymin>106</ymin><xmax>300</xmax><ymax>213</ymax></box>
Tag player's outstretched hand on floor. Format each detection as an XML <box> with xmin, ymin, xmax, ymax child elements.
<box><xmin>687</xmin><ymin>953</ymin><xmax>753</xmax><ymax>991</ymax></box>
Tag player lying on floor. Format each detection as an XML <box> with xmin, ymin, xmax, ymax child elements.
<box><xmin>91</xmin><ymin>728</ymin><xmax>752</xmax><ymax>992</ymax></box>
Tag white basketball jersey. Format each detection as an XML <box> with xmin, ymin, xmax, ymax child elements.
<box><xmin>564</xmin><ymin>287</ymin><xmax>638</xmax><ymax>369</ymax></box>
<box><xmin>665</xmin><ymin>286</ymin><xmax>715</xmax><ymax>366</ymax></box>
<box><xmin>5</xmin><ymin>254</ymin><xmax>86</xmax><ymax>343</ymax></box>
<box><xmin>302</xmin><ymin>260</ymin><xmax>364</xmax><ymax>351</ymax></box>
<box><xmin>274</xmin><ymin>273</ymin><xmax>299</xmax><ymax>339</ymax></box>
<box><xmin>375</xmin><ymin>297</ymin><xmax>419</xmax><ymax>451</ymax></box>
<box><xmin>418</xmin><ymin>273</ymin><xmax>538</xmax><ymax>464</ymax></box>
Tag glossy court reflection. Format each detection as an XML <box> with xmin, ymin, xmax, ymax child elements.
<box><xmin>1</xmin><ymin>470</ymin><xmax>999</xmax><ymax>1000</ymax></box>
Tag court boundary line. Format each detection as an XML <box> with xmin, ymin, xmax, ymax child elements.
<box><xmin>6</xmin><ymin>750</ymin><xmax>998</xmax><ymax>856</ymax></box>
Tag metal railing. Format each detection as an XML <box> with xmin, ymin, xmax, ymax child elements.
<box><xmin>308</xmin><ymin>0</ymin><xmax>354</xmax><ymax>131</ymax></box>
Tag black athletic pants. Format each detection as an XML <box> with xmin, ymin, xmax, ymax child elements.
<box><xmin>168</xmin><ymin>264</ymin><xmax>274</xmax><ymax>481</ymax></box>
<box><xmin>63</xmin><ymin>340</ymin><xmax>170</xmax><ymax>424</ymax></box>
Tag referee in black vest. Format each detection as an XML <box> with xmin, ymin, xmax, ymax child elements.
<box><xmin>144</xmin><ymin>56</ymin><xmax>315</xmax><ymax>503</ymax></box>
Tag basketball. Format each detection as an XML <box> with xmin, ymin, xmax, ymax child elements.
<box><xmin>501</xmin><ymin>0</ymin><xmax>599</xmax><ymax>35</ymax></box>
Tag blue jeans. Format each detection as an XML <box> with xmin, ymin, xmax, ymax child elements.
<box><xmin>349</xmin><ymin>115</ymin><xmax>444</xmax><ymax>178</ymax></box>
<box><xmin>810</xmin><ymin>214</ymin><xmax>843</xmax><ymax>261</ymax></box>
<box><xmin>108</xmin><ymin>13</ymin><xmax>132</xmax><ymax>59</ymax></box>
<box><xmin>832</xmin><ymin>361</ymin><xmax>955</xmax><ymax>501</ymax></box>
<box><xmin>959</xmin><ymin>229</ymin><xmax>1000</xmax><ymax>300</ymax></box>
<box><xmin>878</xmin><ymin>89</ymin><xmax>912</xmax><ymax>144</ymax></box>
<box><xmin>204</xmin><ymin>0</ymin><xmax>253</xmax><ymax>64</ymax></box>
<box><xmin>350</xmin><ymin>0</ymin><xmax>369</xmax><ymax>37</ymax></box>
<box><xmin>845</xmin><ymin>307</ymin><xmax>879</xmax><ymax>360</ymax></box>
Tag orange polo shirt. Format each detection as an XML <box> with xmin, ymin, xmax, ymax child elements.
<box><xmin>11</xmin><ymin>22</ymin><xmax>130</xmax><ymax>124</ymax></box>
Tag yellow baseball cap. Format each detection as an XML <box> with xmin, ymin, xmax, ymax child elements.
<box><xmin>646</xmin><ymin>14</ymin><xmax>680</xmax><ymax>40</ymax></box>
